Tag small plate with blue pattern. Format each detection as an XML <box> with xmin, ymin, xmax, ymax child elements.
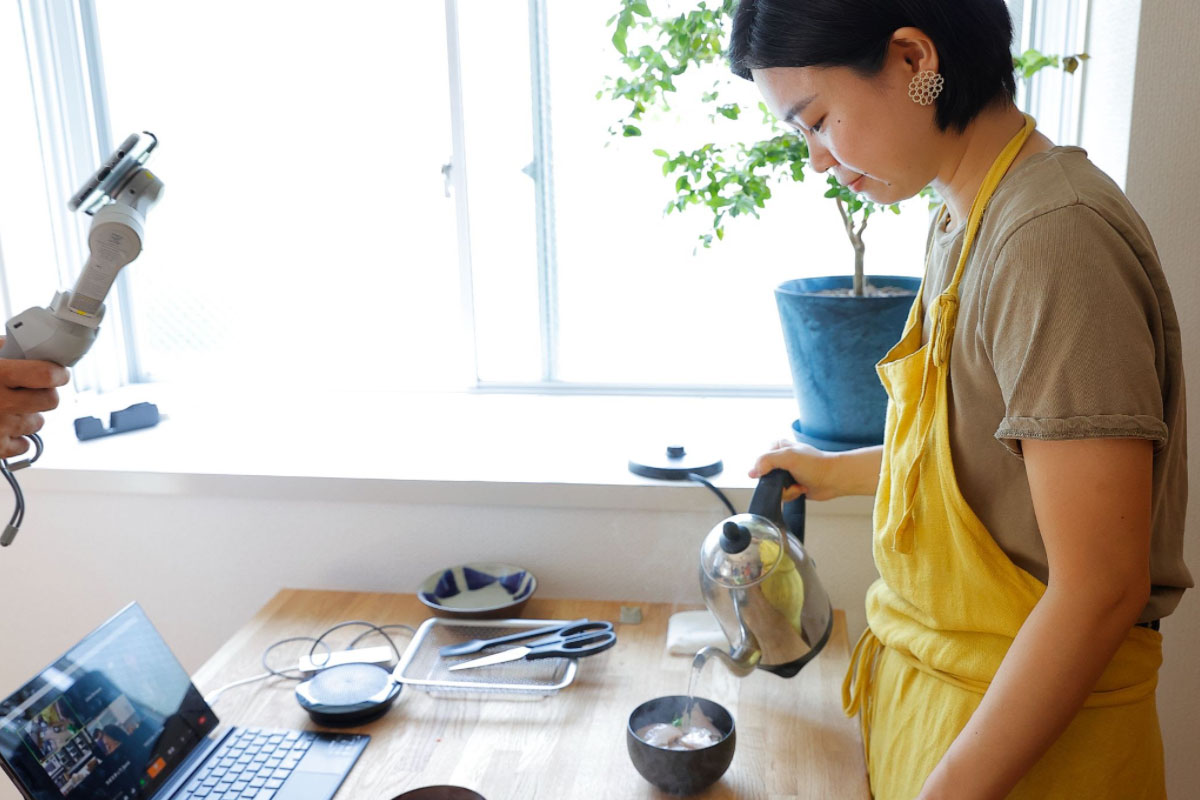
<box><xmin>418</xmin><ymin>563</ymin><xmax>538</xmax><ymax>619</ymax></box>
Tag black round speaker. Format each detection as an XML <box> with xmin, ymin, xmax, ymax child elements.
<box><xmin>294</xmin><ymin>662</ymin><xmax>401</xmax><ymax>726</ymax></box>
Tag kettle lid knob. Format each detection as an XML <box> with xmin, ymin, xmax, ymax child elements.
<box><xmin>701</xmin><ymin>512</ymin><xmax>784</xmax><ymax>587</ymax></box>
<box><xmin>720</xmin><ymin>521</ymin><xmax>751</xmax><ymax>554</ymax></box>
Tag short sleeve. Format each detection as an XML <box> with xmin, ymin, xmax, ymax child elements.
<box><xmin>980</xmin><ymin>204</ymin><xmax>1168</xmax><ymax>457</ymax></box>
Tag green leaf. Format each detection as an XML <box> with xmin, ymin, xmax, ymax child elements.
<box><xmin>631</xmin><ymin>1</ymin><xmax>651</xmax><ymax>17</ymax></box>
<box><xmin>652</xmin><ymin>148</ymin><xmax>669</xmax><ymax>157</ymax></box>
<box><xmin>622</xmin><ymin>124</ymin><xmax>642</xmax><ymax>137</ymax></box>
<box><xmin>1015</xmin><ymin>48</ymin><xmax>1059</xmax><ymax>79</ymax></box>
<box><xmin>1062</xmin><ymin>54</ymin><xmax>1089</xmax><ymax>74</ymax></box>
<box><xmin>612</xmin><ymin>29</ymin><xmax>628</xmax><ymax>56</ymax></box>
<box><xmin>611</xmin><ymin>19</ymin><xmax>629</xmax><ymax>56</ymax></box>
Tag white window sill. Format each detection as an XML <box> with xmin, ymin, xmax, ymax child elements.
<box><xmin>25</xmin><ymin>383</ymin><xmax>876</xmax><ymax>516</ymax></box>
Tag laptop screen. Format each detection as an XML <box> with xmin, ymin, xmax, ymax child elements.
<box><xmin>0</xmin><ymin>603</ymin><xmax>218</xmax><ymax>799</ymax></box>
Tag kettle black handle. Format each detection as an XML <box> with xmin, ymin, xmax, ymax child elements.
<box><xmin>748</xmin><ymin>468</ymin><xmax>799</xmax><ymax>532</ymax></box>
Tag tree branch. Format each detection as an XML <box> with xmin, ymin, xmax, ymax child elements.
<box><xmin>836</xmin><ymin>197</ymin><xmax>853</xmax><ymax>240</ymax></box>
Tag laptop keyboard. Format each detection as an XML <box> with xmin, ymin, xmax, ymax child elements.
<box><xmin>175</xmin><ymin>727</ymin><xmax>316</xmax><ymax>799</ymax></box>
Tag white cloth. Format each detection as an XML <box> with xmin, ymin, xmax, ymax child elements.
<box><xmin>665</xmin><ymin>610</ymin><xmax>728</xmax><ymax>655</ymax></box>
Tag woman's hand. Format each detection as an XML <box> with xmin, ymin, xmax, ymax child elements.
<box><xmin>750</xmin><ymin>440</ymin><xmax>884</xmax><ymax>501</ymax></box>
<box><xmin>0</xmin><ymin>348</ymin><xmax>70</xmax><ymax>459</ymax></box>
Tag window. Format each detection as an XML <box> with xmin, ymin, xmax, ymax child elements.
<box><xmin>4</xmin><ymin>0</ymin><xmax>1083</xmax><ymax>396</ymax></box>
<box><xmin>1012</xmin><ymin>0</ymin><xmax>1090</xmax><ymax>146</ymax></box>
<box><xmin>93</xmin><ymin>1</ymin><xmax>465</xmax><ymax>390</ymax></box>
<box><xmin>469</xmin><ymin>0</ymin><xmax>928</xmax><ymax>389</ymax></box>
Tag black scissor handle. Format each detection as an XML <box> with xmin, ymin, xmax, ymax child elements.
<box><xmin>556</xmin><ymin>620</ymin><xmax>614</xmax><ymax>637</ymax></box>
<box><xmin>527</xmin><ymin>631</ymin><xmax>617</xmax><ymax>660</ymax></box>
<box><xmin>439</xmin><ymin>618</ymin><xmax>589</xmax><ymax>657</ymax></box>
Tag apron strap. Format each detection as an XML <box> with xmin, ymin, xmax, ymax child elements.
<box><xmin>891</xmin><ymin>115</ymin><xmax>1038</xmax><ymax>549</ymax></box>
<box><xmin>944</xmin><ymin>113</ymin><xmax>1036</xmax><ymax>299</ymax></box>
<box><xmin>875</xmin><ymin>636</ymin><xmax>1160</xmax><ymax>707</ymax></box>
<box><xmin>930</xmin><ymin>114</ymin><xmax>1035</xmax><ymax>365</ymax></box>
<box><xmin>843</xmin><ymin>626</ymin><xmax>884</xmax><ymax>773</ymax></box>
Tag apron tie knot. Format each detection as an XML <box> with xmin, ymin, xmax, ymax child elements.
<box><xmin>931</xmin><ymin>293</ymin><xmax>959</xmax><ymax>367</ymax></box>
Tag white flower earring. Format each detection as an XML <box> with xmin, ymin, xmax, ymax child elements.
<box><xmin>908</xmin><ymin>70</ymin><xmax>944</xmax><ymax>106</ymax></box>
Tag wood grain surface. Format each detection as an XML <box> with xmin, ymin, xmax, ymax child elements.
<box><xmin>191</xmin><ymin>590</ymin><xmax>869</xmax><ymax>800</ymax></box>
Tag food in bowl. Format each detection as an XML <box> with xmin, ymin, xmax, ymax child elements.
<box><xmin>636</xmin><ymin>702</ymin><xmax>723</xmax><ymax>750</ymax></box>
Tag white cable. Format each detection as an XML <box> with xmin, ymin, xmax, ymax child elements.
<box><xmin>204</xmin><ymin>621</ymin><xmax>415</xmax><ymax>706</ymax></box>
<box><xmin>204</xmin><ymin>671</ymin><xmax>273</xmax><ymax>706</ymax></box>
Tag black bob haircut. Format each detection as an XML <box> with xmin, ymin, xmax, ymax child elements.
<box><xmin>728</xmin><ymin>0</ymin><xmax>1017</xmax><ymax>133</ymax></box>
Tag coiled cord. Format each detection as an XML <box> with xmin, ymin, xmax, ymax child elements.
<box><xmin>0</xmin><ymin>433</ymin><xmax>44</xmax><ymax>547</ymax></box>
<box><xmin>203</xmin><ymin>619</ymin><xmax>416</xmax><ymax>706</ymax></box>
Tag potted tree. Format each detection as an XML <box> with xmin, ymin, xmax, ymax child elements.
<box><xmin>603</xmin><ymin>0</ymin><xmax>1084</xmax><ymax>449</ymax></box>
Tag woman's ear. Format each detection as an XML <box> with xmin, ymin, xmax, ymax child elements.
<box><xmin>890</xmin><ymin>26</ymin><xmax>939</xmax><ymax>75</ymax></box>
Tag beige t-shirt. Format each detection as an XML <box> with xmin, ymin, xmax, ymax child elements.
<box><xmin>920</xmin><ymin>146</ymin><xmax>1192</xmax><ymax>621</ymax></box>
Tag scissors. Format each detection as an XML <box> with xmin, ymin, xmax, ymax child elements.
<box><xmin>447</xmin><ymin>620</ymin><xmax>616</xmax><ymax>671</ymax></box>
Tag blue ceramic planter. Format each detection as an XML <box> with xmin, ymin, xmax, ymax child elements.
<box><xmin>775</xmin><ymin>275</ymin><xmax>921</xmax><ymax>450</ymax></box>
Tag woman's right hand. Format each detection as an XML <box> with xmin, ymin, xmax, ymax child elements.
<box><xmin>750</xmin><ymin>440</ymin><xmax>884</xmax><ymax>501</ymax></box>
<box><xmin>749</xmin><ymin>440</ymin><xmax>842</xmax><ymax>502</ymax></box>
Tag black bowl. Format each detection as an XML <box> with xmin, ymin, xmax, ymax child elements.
<box><xmin>626</xmin><ymin>696</ymin><xmax>736</xmax><ymax>795</ymax></box>
<box><xmin>389</xmin><ymin>787</ymin><xmax>486</xmax><ymax>800</ymax></box>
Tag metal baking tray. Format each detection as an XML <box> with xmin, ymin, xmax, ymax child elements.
<box><xmin>393</xmin><ymin>617</ymin><xmax>577</xmax><ymax>699</ymax></box>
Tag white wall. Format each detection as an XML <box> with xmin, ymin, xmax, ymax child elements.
<box><xmin>0</xmin><ymin>474</ymin><xmax>878</xmax><ymax>682</ymax></box>
<box><xmin>1077</xmin><ymin>0</ymin><xmax>1140</xmax><ymax>186</ymax></box>
<box><xmin>0</xmin><ymin>473</ymin><xmax>878</xmax><ymax>800</ymax></box>
<box><xmin>1124</xmin><ymin>3</ymin><xmax>1200</xmax><ymax>797</ymax></box>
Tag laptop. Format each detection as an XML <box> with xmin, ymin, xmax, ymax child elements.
<box><xmin>0</xmin><ymin>603</ymin><xmax>368</xmax><ymax>800</ymax></box>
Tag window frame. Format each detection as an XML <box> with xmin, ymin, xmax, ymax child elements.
<box><xmin>1016</xmin><ymin>0</ymin><xmax>1090</xmax><ymax>146</ymax></box>
<box><xmin>17</xmin><ymin>0</ymin><xmax>1085</xmax><ymax>399</ymax></box>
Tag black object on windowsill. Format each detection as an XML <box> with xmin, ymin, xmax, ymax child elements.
<box><xmin>74</xmin><ymin>402</ymin><xmax>161</xmax><ymax>441</ymax></box>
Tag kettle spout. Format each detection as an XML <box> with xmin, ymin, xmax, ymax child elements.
<box><xmin>695</xmin><ymin>643</ymin><xmax>760</xmax><ymax>678</ymax></box>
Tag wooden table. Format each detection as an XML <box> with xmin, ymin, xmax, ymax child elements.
<box><xmin>191</xmin><ymin>590</ymin><xmax>869</xmax><ymax>799</ymax></box>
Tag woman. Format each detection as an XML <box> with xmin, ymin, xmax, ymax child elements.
<box><xmin>733</xmin><ymin>1</ymin><xmax>1191</xmax><ymax>798</ymax></box>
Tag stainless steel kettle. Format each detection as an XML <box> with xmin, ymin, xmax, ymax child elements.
<box><xmin>698</xmin><ymin>469</ymin><xmax>833</xmax><ymax>677</ymax></box>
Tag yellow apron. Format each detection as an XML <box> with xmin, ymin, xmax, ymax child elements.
<box><xmin>842</xmin><ymin>115</ymin><xmax>1165</xmax><ymax>799</ymax></box>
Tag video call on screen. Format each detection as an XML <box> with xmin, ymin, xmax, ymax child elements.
<box><xmin>0</xmin><ymin>606</ymin><xmax>217</xmax><ymax>799</ymax></box>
